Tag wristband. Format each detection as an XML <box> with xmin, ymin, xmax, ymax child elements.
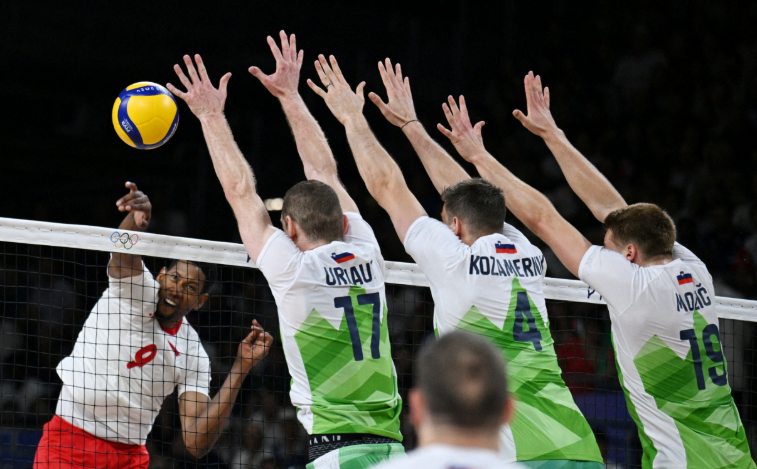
<box><xmin>401</xmin><ymin>119</ymin><xmax>420</xmax><ymax>129</ymax></box>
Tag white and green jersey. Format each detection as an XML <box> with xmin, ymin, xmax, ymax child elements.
<box><xmin>256</xmin><ymin>213</ymin><xmax>402</xmax><ymax>441</ymax></box>
<box><xmin>404</xmin><ymin>217</ymin><xmax>602</xmax><ymax>464</ymax></box>
<box><xmin>579</xmin><ymin>243</ymin><xmax>755</xmax><ymax>468</ymax></box>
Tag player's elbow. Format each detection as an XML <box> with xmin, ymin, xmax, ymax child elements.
<box><xmin>223</xmin><ymin>175</ymin><xmax>255</xmax><ymax>204</ymax></box>
<box><xmin>183</xmin><ymin>436</ymin><xmax>210</xmax><ymax>459</ymax></box>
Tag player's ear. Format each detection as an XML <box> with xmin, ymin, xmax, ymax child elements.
<box><xmin>408</xmin><ymin>388</ymin><xmax>426</xmax><ymax>429</ymax></box>
<box><xmin>501</xmin><ymin>396</ymin><xmax>515</xmax><ymax>425</ymax></box>
<box><xmin>157</xmin><ymin>267</ymin><xmax>167</xmax><ymax>283</ymax></box>
<box><xmin>194</xmin><ymin>293</ymin><xmax>210</xmax><ymax>311</ymax></box>
<box><xmin>342</xmin><ymin>214</ymin><xmax>349</xmax><ymax>236</ymax></box>
<box><xmin>625</xmin><ymin>244</ymin><xmax>637</xmax><ymax>263</ymax></box>
<box><xmin>452</xmin><ymin>217</ymin><xmax>462</xmax><ymax>237</ymax></box>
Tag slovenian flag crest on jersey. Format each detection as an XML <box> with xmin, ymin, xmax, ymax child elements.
<box><xmin>495</xmin><ymin>242</ymin><xmax>517</xmax><ymax>254</ymax></box>
<box><xmin>677</xmin><ymin>272</ymin><xmax>693</xmax><ymax>285</ymax></box>
<box><xmin>331</xmin><ymin>252</ymin><xmax>355</xmax><ymax>264</ymax></box>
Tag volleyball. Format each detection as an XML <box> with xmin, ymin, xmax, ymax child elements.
<box><xmin>112</xmin><ymin>82</ymin><xmax>179</xmax><ymax>149</ymax></box>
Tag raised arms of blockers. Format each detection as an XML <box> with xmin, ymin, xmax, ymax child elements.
<box><xmin>438</xmin><ymin>94</ymin><xmax>592</xmax><ymax>277</ymax></box>
<box><xmin>168</xmin><ymin>55</ymin><xmax>276</xmax><ymax>263</ymax></box>
<box><xmin>307</xmin><ymin>54</ymin><xmax>426</xmax><ymax>242</ymax></box>
<box><xmin>250</xmin><ymin>31</ymin><xmax>358</xmax><ymax>214</ymax></box>
<box><xmin>369</xmin><ymin>59</ymin><xmax>470</xmax><ymax>194</ymax></box>
<box><xmin>513</xmin><ymin>72</ymin><xmax>626</xmax><ymax>222</ymax></box>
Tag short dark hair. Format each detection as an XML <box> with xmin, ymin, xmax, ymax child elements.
<box><xmin>441</xmin><ymin>178</ymin><xmax>506</xmax><ymax>236</ymax></box>
<box><xmin>604</xmin><ymin>203</ymin><xmax>676</xmax><ymax>259</ymax></box>
<box><xmin>166</xmin><ymin>259</ymin><xmax>217</xmax><ymax>294</ymax></box>
<box><xmin>281</xmin><ymin>181</ymin><xmax>343</xmax><ymax>243</ymax></box>
<box><xmin>415</xmin><ymin>331</ymin><xmax>508</xmax><ymax>430</ymax></box>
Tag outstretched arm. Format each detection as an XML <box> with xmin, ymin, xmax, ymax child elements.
<box><xmin>180</xmin><ymin>320</ymin><xmax>273</xmax><ymax>457</ymax></box>
<box><xmin>168</xmin><ymin>55</ymin><xmax>276</xmax><ymax>262</ymax></box>
<box><xmin>307</xmin><ymin>55</ymin><xmax>426</xmax><ymax>242</ymax></box>
<box><xmin>513</xmin><ymin>72</ymin><xmax>626</xmax><ymax>222</ymax></box>
<box><xmin>250</xmin><ymin>31</ymin><xmax>358</xmax><ymax>213</ymax></box>
<box><xmin>108</xmin><ymin>182</ymin><xmax>151</xmax><ymax>278</ymax></box>
<box><xmin>368</xmin><ymin>59</ymin><xmax>469</xmax><ymax>194</ymax></box>
<box><xmin>439</xmin><ymin>96</ymin><xmax>591</xmax><ymax>276</ymax></box>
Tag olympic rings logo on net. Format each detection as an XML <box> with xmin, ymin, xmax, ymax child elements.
<box><xmin>111</xmin><ymin>231</ymin><xmax>139</xmax><ymax>250</ymax></box>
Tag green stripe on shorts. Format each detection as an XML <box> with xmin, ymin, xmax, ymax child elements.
<box><xmin>308</xmin><ymin>443</ymin><xmax>406</xmax><ymax>469</ymax></box>
<box><xmin>517</xmin><ymin>460</ymin><xmax>604</xmax><ymax>469</ymax></box>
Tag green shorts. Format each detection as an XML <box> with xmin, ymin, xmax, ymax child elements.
<box><xmin>307</xmin><ymin>442</ymin><xmax>406</xmax><ymax>469</ymax></box>
<box><xmin>517</xmin><ymin>461</ymin><xmax>604</xmax><ymax>469</ymax></box>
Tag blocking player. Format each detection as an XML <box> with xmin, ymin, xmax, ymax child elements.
<box><xmin>441</xmin><ymin>71</ymin><xmax>755</xmax><ymax>468</ymax></box>
<box><xmin>373</xmin><ymin>331</ymin><xmax>526</xmax><ymax>469</ymax></box>
<box><xmin>33</xmin><ymin>182</ymin><xmax>274</xmax><ymax>469</ymax></box>
<box><xmin>307</xmin><ymin>56</ymin><xmax>602</xmax><ymax>468</ymax></box>
<box><xmin>167</xmin><ymin>32</ymin><xmax>403</xmax><ymax>469</ymax></box>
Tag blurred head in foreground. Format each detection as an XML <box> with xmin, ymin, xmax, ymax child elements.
<box><xmin>410</xmin><ymin>331</ymin><xmax>513</xmax><ymax>450</ymax></box>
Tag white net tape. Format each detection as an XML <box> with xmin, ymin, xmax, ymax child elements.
<box><xmin>1</xmin><ymin>217</ymin><xmax>754</xmax><ymax>322</ymax></box>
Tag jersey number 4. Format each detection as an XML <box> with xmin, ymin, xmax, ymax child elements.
<box><xmin>680</xmin><ymin>324</ymin><xmax>727</xmax><ymax>390</ymax></box>
<box><xmin>513</xmin><ymin>291</ymin><xmax>543</xmax><ymax>351</ymax></box>
<box><xmin>334</xmin><ymin>293</ymin><xmax>381</xmax><ymax>361</ymax></box>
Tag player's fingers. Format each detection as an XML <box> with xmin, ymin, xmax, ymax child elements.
<box><xmin>448</xmin><ymin>95</ymin><xmax>461</xmax><ymax>117</ymax></box>
<box><xmin>329</xmin><ymin>55</ymin><xmax>348</xmax><ymax>86</ymax></box>
<box><xmin>194</xmin><ymin>55</ymin><xmax>210</xmax><ymax>84</ymax></box>
<box><xmin>395</xmin><ymin>63</ymin><xmax>404</xmax><ymax>84</ymax></box>
<box><xmin>377</xmin><ymin>62</ymin><xmax>393</xmax><ymax>93</ymax></box>
<box><xmin>249</xmin><ymin>66</ymin><xmax>269</xmax><ymax>81</ymax></box>
<box><xmin>318</xmin><ymin>55</ymin><xmax>339</xmax><ymax>85</ymax></box>
<box><xmin>513</xmin><ymin>109</ymin><xmax>527</xmax><ymax>123</ymax></box>
<box><xmin>279</xmin><ymin>30</ymin><xmax>290</xmax><ymax>60</ymax></box>
<box><xmin>266</xmin><ymin>35</ymin><xmax>284</xmax><ymax>62</ymax></box>
<box><xmin>126</xmin><ymin>181</ymin><xmax>138</xmax><ymax>193</ymax></box>
<box><xmin>242</xmin><ymin>329</ymin><xmax>258</xmax><ymax>344</ymax></box>
<box><xmin>183</xmin><ymin>55</ymin><xmax>201</xmax><ymax>86</ymax></box>
<box><xmin>297</xmin><ymin>49</ymin><xmax>304</xmax><ymax>67</ymax></box>
<box><xmin>263</xmin><ymin>332</ymin><xmax>274</xmax><ymax>346</ymax></box>
<box><xmin>473</xmin><ymin>121</ymin><xmax>486</xmax><ymax>136</ymax></box>
<box><xmin>173</xmin><ymin>64</ymin><xmax>193</xmax><ymax>90</ymax></box>
<box><xmin>252</xmin><ymin>319</ymin><xmax>262</xmax><ymax>330</ymax></box>
<box><xmin>314</xmin><ymin>61</ymin><xmax>330</xmax><ymax>87</ymax></box>
<box><xmin>460</xmin><ymin>95</ymin><xmax>470</xmax><ymax>121</ymax></box>
<box><xmin>442</xmin><ymin>102</ymin><xmax>455</xmax><ymax>126</ymax></box>
<box><xmin>219</xmin><ymin>72</ymin><xmax>231</xmax><ymax>95</ymax></box>
<box><xmin>126</xmin><ymin>197</ymin><xmax>150</xmax><ymax>212</ymax></box>
<box><xmin>368</xmin><ymin>91</ymin><xmax>389</xmax><ymax>111</ymax></box>
<box><xmin>307</xmin><ymin>79</ymin><xmax>327</xmax><ymax>98</ymax></box>
<box><xmin>404</xmin><ymin>76</ymin><xmax>412</xmax><ymax>96</ymax></box>
<box><xmin>544</xmin><ymin>86</ymin><xmax>550</xmax><ymax>109</ymax></box>
<box><xmin>289</xmin><ymin>33</ymin><xmax>298</xmax><ymax>62</ymax></box>
<box><xmin>356</xmin><ymin>81</ymin><xmax>366</xmax><ymax>103</ymax></box>
<box><xmin>166</xmin><ymin>83</ymin><xmax>187</xmax><ymax>100</ymax></box>
<box><xmin>437</xmin><ymin>123</ymin><xmax>454</xmax><ymax>139</ymax></box>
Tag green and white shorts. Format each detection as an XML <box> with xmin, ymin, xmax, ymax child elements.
<box><xmin>307</xmin><ymin>442</ymin><xmax>406</xmax><ymax>469</ymax></box>
<box><xmin>518</xmin><ymin>460</ymin><xmax>604</xmax><ymax>469</ymax></box>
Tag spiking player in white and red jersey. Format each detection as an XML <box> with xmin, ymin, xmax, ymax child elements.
<box><xmin>33</xmin><ymin>182</ymin><xmax>273</xmax><ymax>469</ymax></box>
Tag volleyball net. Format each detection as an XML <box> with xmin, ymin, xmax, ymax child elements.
<box><xmin>0</xmin><ymin>217</ymin><xmax>754</xmax><ymax>468</ymax></box>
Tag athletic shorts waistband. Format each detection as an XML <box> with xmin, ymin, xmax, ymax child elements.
<box><xmin>308</xmin><ymin>433</ymin><xmax>401</xmax><ymax>461</ymax></box>
<box><xmin>48</xmin><ymin>416</ymin><xmax>143</xmax><ymax>451</ymax></box>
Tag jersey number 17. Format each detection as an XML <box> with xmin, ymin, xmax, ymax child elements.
<box><xmin>334</xmin><ymin>293</ymin><xmax>382</xmax><ymax>361</ymax></box>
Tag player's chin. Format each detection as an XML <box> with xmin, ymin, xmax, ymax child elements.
<box><xmin>154</xmin><ymin>303</ymin><xmax>178</xmax><ymax>320</ymax></box>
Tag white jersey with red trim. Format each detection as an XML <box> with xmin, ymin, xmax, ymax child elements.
<box><xmin>55</xmin><ymin>260</ymin><xmax>211</xmax><ymax>446</ymax></box>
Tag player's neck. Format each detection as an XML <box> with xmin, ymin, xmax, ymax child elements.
<box><xmin>637</xmin><ymin>254</ymin><xmax>674</xmax><ymax>267</ymax></box>
<box><xmin>417</xmin><ymin>423</ymin><xmax>499</xmax><ymax>452</ymax></box>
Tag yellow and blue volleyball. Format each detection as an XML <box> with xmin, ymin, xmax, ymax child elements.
<box><xmin>112</xmin><ymin>82</ymin><xmax>179</xmax><ymax>149</ymax></box>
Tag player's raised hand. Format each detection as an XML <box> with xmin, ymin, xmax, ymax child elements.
<box><xmin>167</xmin><ymin>54</ymin><xmax>231</xmax><ymax>120</ymax></box>
<box><xmin>249</xmin><ymin>30</ymin><xmax>304</xmax><ymax>99</ymax></box>
<box><xmin>307</xmin><ymin>55</ymin><xmax>365</xmax><ymax>125</ymax></box>
<box><xmin>437</xmin><ymin>96</ymin><xmax>488</xmax><ymax>162</ymax></box>
<box><xmin>512</xmin><ymin>71</ymin><xmax>557</xmax><ymax>138</ymax></box>
<box><xmin>368</xmin><ymin>58</ymin><xmax>418</xmax><ymax>128</ymax></box>
<box><xmin>236</xmin><ymin>319</ymin><xmax>274</xmax><ymax>373</ymax></box>
<box><xmin>116</xmin><ymin>182</ymin><xmax>151</xmax><ymax>229</ymax></box>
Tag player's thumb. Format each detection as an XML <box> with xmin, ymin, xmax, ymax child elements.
<box><xmin>248</xmin><ymin>66</ymin><xmax>266</xmax><ymax>81</ymax></box>
<box><xmin>512</xmin><ymin>109</ymin><xmax>526</xmax><ymax>124</ymax></box>
<box><xmin>474</xmin><ymin>121</ymin><xmax>486</xmax><ymax>135</ymax></box>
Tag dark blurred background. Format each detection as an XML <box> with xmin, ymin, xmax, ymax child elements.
<box><xmin>4</xmin><ymin>0</ymin><xmax>757</xmax><ymax>298</ymax></box>
<box><xmin>2</xmin><ymin>1</ymin><xmax>757</xmax><ymax>467</ymax></box>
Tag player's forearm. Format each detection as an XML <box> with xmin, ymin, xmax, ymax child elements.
<box><xmin>343</xmin><ymin>115</ymin><xmax>405</xmax><ymax>206</ymax></box>
<box><xmin>184</xmin><ymin>362</ymin><xmax>248</xmax><ymax>457</ymax></box>
<box><xmin>542</xmin><ymin>129</ymin><xmax>626</xmax><ymax>222</ymax></box>
<box><xmin>402</xmin><ymin>123</ymin><xmax>470</xmax><ymax>194</ymax></box>
<box><xmin>471</xmin><ymin>153</ymin><xmax>557</xmax><ymax>237</ymax></box>
<box><xmin>279</xmin><ymin>94</ymin><xmax>339</xmax><ymax>182</ymax></box>
<box><xmin>109</xmin><ymin>213</ymin><xmax>143</xmax><ymax>278</ymax></box>
<box><xmin>199</xmin><ymin>113</ymin><xmax>259</xmax><ymax>205</ymax></box>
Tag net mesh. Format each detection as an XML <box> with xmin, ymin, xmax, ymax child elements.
<box><xmin>0</xmin><ymin>220</ymin><xmax>755</xmax><ymax>468</ymax></box>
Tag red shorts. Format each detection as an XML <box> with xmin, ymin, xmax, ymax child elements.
<box><xmin>33</xmin><ymin>416</ymin><xmax>149</xmax><ymax>469</ymax></box>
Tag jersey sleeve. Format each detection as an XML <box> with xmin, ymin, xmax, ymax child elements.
<box><xmin>404</xmin><ymin>216</ymin><xmax>467</xmax><ymax>288</ymax></box>
<box><xmin>256</xmin><ymin>229</ymin><xmax>302</xmax><ymax>299</ymax></box>
<box><xmin>578</xmin><ymin>245</ymin><xmax>639</xmax><ymax>316</ymax></box>
<box><xmin>178</xmin><ymin>339</ymin><xmax>211</xmax><ymax>398</ymax></box>
<box><xmin>502</xmin><ymin>222</ymin><xmax>532</xmax><ymax>246</ymax></box>
<box><xmin>106</xmin><ymin>259</ymin><xmax>159</xmax><ymax>319</ymax></box>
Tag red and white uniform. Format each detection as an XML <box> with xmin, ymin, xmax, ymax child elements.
<box><xmin>35</xmin><ymin>261</ymin><xmax>210</xmax><ymax>468</ymax></box>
